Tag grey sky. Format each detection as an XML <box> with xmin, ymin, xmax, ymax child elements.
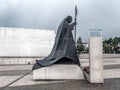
<box><xmin>0</xmin><ymin>0</ymin><xmax>120</xmax><ymax>42</ymax></box>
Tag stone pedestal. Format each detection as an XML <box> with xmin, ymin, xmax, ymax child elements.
<box><xmin>89</xmin><ymin>37</ymin><xmax>103</xmax><ymax>83</ymax></box>
<box><xmin>33</xmin><ymin>64</ymin><xmax>84</xmax><ymax>80</ymax></box>
<box><xmin>83</xmin><ymin>30</ymin><xmax>104</xmax><ymax>83</ymax></box>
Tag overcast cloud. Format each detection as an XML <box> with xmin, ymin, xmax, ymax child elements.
<box><xmin>0</xmin><ymin>0</ymin><xmax>120</xmax><ymax>41</ymax></box>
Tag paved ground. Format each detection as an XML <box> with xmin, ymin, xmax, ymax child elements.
<box><xmin>3</xmin><ymin>79</ymin><xmax>120</xmax><ymax>90</ymax></box>
<box><xmin>0</xmin><ymin>57</ymin><xmax>120</xmax><ymax>90</ymax></box>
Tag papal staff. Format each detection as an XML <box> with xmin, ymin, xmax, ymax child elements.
<box><xmin>74</xmin><ymin>5</ymin><xmax>78</xmax><ymax>43</ymax></box>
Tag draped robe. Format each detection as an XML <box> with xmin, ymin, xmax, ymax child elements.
<box><xmin>32</xmin><ymin>18</ymin><xmax>80</xmax><ymax>70</ymax></box>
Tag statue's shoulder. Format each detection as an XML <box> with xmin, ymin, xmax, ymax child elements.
<box><xmin>57</xmin><ymin>18</ymin><xmax>67</xmax><ymax>29</ymax></box>
<box><xmin>61</xmin><ymin>18</ymin><xmax>66</xmax><ymax>23</ymax></box>
<box><xmin>59</xmin><ymin>18</ymin><xmax>66</xmax><ymax>26</ymax></box>
<box><xmin>62</xmin><ymin>18</ymin><xmax>68</xmax><ymax>25</ymax></box>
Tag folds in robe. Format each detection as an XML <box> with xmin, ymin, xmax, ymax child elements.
<box><xmin>32</xmin><ymin>16</ymin><xmax>80</xmax><ymax>70</ymax></box>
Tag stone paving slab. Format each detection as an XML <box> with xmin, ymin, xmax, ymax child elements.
<box><xmin>0</xmin><ymin>65</ymin><xmax>32</xmax><ymax>89</ymax></box>
<box><xmin>81</xmin><ymin>58</ymin><xmax>120</xmax><ymax>67</ymax></box>
<box><xmin>104</xmin><ymin>69</ymin><xmax>120</xmax><ymax>79</ymax></box>
<box><xmin>0</xmin><ymin>76</ymin><xmax>21</xmax><ymax>88</ymax></box>
<box><xmin>9</xmin><ymin>74</ymin><xmax>68</xmax><ymax>87</ymax></box>
<box><xmin>4</xmin><ymin>78</ymin><xmax>120</xmax><ymax>90</ymax></box>
<box><xmin>104</xmin><ymin>64</ymin><xmax>120</xmax><ymax>69</ymax></box>
<box><xmin>0</xmin><ymin>70</ymin><xmax>31</xmax><ymax>76</ymax></box>
<box><xmin>0</xmin><ymin>58</ymin><xmax>120</xmax><ymax>90</ymax></box>
<box><xmin>0</xmin><ymin>65</ymin><xmax>32</xmax><ymax>71</ymax></box>
<box><xmin>3</xmin><ymin>68</ymin><xmax>120</xmax><ymax>88</ymax></box>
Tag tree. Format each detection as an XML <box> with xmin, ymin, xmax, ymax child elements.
<box><xmin>103</xmin><ymin>37</ymin><xmax>120</xmax><ymax>54</ymax></box>
<box><xmin>76</xmin><ymin>37</ymin><xmax>84</xmax><ymax>54</ymax></box>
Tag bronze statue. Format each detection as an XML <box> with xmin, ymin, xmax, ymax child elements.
<box><xmin>32</xmin><ymin>16</ymin><xmax>80</xmax><ymax>70</ymax></box>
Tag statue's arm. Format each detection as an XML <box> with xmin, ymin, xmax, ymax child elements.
<box><xmin>70</xmin><ymin>22</ymin><xmax>77</xmax><ymax>30</ymax></box>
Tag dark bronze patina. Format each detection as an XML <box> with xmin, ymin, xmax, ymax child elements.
<box><xmin>32</xmin><ymin>16</ymin><xmax>80</xmax><ymax>70</ymax></box>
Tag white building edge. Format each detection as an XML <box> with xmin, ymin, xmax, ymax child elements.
<box><xmin>0</xmin><ymin>27</ymin><xmax>55</xmax><ymax>57</ymax></box>
<box><xmin>0</xmin><ymin>27</ymin><xmax>55</xmax><ymax>64</ymax></box>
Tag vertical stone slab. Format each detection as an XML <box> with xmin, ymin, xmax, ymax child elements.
<box><xmin>89</xmin><ymin>30</ymin><xmax>103</xmax><ymax>83</ymax></box>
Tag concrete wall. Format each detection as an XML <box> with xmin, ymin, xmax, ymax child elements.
<box><xmin>0</xmin><ymin>27</ymin><xmax>55</xmax><ymax>57</ymax></box>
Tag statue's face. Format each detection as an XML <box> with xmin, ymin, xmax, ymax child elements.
<box><xmin>66</xmin><ymin>16</ymin><xmax>72</xmax><ymax>23</ymax></box>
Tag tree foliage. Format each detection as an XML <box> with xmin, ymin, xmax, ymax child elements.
<box><xmin>76</xmin><ymin>37</ymin><xmax>84</xmax><ymax>54</ymax></box>
<box><xmin>103</xmin><ymin>37</ymin><xmax>120</xmax><ymax>54</ymax></box>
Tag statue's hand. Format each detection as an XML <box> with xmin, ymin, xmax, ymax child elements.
<box><xmin>74</xmin><ymin>22</ymin><xmax>77</xmax><ymax>25</ymax></box>
<box><xmin>70</xmin><ymin>22</ymin><xmax>77</xmax><ymax>28</ymax></box>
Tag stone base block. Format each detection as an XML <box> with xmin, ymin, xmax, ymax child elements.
<box><xmin>33</xmin><ymin>64</ymin><xmax>84</xmax><ymax>80</ymax></box>
<box><xmin>83</xmin><ymin>69</ymin><xmax>104</xmax><ymax>83</ymax></box>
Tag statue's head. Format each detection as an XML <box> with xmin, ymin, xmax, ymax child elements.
<box><xmin>66</xmin><ymin>16</ymin><xmax>72</xmax><ymax>23</ymax></box>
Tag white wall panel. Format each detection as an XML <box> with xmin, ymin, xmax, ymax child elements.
<box><xmin>0</xmin><ymin>27</ymin><xmax>55</xmax><ymax>56</ymax></box>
